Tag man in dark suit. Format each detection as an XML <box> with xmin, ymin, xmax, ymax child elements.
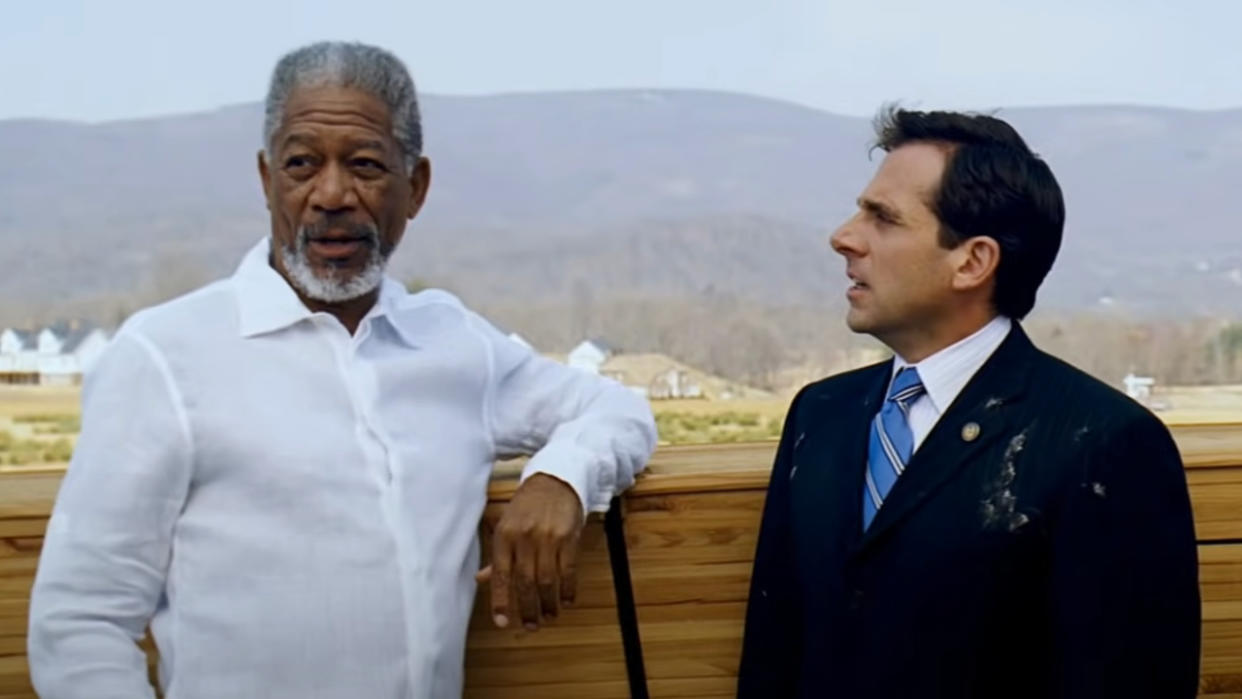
<box><xmin>737</xmin><ymin>108</ymin><xmax>1200</xmax><ymax>698</ymax></box>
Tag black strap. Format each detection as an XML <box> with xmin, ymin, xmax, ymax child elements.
<box><xmin>604</xmin><ymin>496</ymin><xmax>649</xmax><ymax>699</ymax></box>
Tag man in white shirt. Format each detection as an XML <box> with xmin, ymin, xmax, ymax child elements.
<box><xmin>27</xmin><ymin>41</ymin><xmax>656</xmax><ymax>699</ymax></box>
<box><xmin>738</xmin><ymin>108</ymin><xmax>1199</xmax><ymax>698</ymax></box>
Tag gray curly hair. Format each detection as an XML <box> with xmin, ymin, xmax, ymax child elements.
<box><xmin>263</xmin><ymin>41</ymin><xmax>422</xmax><ymax>172</ymax></box>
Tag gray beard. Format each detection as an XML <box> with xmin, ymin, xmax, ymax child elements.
<box><xmin>276</xmin><ymin>230</ymin><xmax>389</xmax><ymax>303</ymax></box>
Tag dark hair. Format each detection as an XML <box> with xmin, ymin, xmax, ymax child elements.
<box><xmin>873</xmin><ymin>106</ymin><xmax>1065</xmax><ymax>319</ymax></box>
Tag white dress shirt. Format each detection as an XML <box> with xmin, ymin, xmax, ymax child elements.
<box><xmin>891</xmin><ymin>315</ymin><xmax>1012</xmax><ymax>451</ymax></box>
<box><xmin>27</xmin><ymin>239</ymin><xmax>657</xmax><ymax>699</ymax></box>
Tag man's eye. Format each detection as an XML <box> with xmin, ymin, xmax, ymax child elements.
<box><xmin>284</xmin><ymin>156</ymin><xmax>313</xmax><ymax>169</ymax></box>
<box><xmin>352</xmin><ymin>158</ymin><xmax>386</xmax><ymax>172</ymax></box>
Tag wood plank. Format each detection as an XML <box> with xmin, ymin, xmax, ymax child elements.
<box><xmin>619</xmin><ymin>422</ymin><xmax>1242</xmax><ymax>497</ymax></box>
<box><xmin>647</xmin><ymin>675</ymin><xmax>737</xmax><ymax>699</ymax></box>
<box><xmin>2</xmin><ymin>421</ymin><xmax>1235</xmax><ymax>506</ymax></box>
<box><xmin>463</xmin><ymin>678</ymin><xmax>631</xmax><ymax>699</ymax></box>
<box><xmin>0</xmin><ymin>421</ymin><xmax>1232</xmax><ymax>506</ymax></box>
<box><xmin>1189</xmin><ymin>467</ymin><xmax>1242</xmax><ymax>541</ymax></box>
<box><xmin>1176</xmin><ymin>424</ymin><xmax>1242</xmax><ymax>469</ymax></box>
<box><xmin>627</xmin><ymin>488</ymin><xmax>755</xmax><ymax>696</ymax></box>
<box><xmin>1202</xmin><ymin>545</ymin><xmax>1242</xmax><ymax>692</ymax></box>
<box><xmin>465</xmin><ymin>510</ymin><xmax>630</xmax><ymax>696</ymax></box>
<box><xmin>465</xmin><ymin>506</ymin><xmax>628</xmax><ymax>698</ymax></box>
<box><xmin>0</xmin><ymin>471</ymin><xmax>61</xmax><ymax>519</ymax></box>
<box><xmin>1202</xmin><ymin>544</ymin><xmax>1242</xmax><ymax>603</ymax></box>
<box><xmin>0</xmin><ymin>556</ymin><xmax>37</xmax><ymax>578</ymax></box>
<box><xmin>1</xmin><ymin>427</ymin><xmax>1240</xmax><ymax>698</ymax></box>
<box><xmin>0</xmin><ymin>522</ymin><xmax>46</xmax><ymax>541</ymax></box>
<box><xmin>0</xmin><ymin>654</ymin><xmax>33</xmax><ymax>697</ymax></box>
<box><xmin>464</xmin><ymin>642</ymin><xmax>628</xmax><ymax>686</ymax></box>
<box><xmin>0</xmin><ymin>598</ymin><xmax>29</xmax><ymax>620</ymax></box>
<box><xmin>625</xmin><ymin>485</ymin><xmax>1242</xmax><ymax>698</ymax></box>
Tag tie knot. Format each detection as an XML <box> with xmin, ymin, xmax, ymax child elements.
<box><xmin>887</xmin><ymin>367</ymin><xmax>924</xmax><ymax>405</ymax></box>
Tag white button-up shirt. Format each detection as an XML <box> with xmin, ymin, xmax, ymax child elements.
<box><xmin>892</xmin><ymin>315</ymin><xmax>1013</xmax><ymax>451</ymax></box>
<box><xmin>28</xmin><ymin>239</ymin><xmax>657</xmax><ymax>699</ymax></box>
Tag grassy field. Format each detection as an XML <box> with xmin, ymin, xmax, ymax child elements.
<box><xmin>0</xmin><ymin>386</ymin><xmax>82</xmax><ymax>471</ymax></box>
<box><xmin>0</xmin><ymin>383</ymin><xmax>1237</xmax><ymax>470</ymax></box>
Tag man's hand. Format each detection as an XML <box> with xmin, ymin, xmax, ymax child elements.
<box><xmin>476</xmin><ymin>473</ymin><xmax>584</xmax><ymax>631</ymax></box>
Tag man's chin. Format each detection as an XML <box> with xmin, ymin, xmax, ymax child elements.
<box><xmin>291</xmin><ymin>265</ymin><xmax>385</xmax><ymax>304</ymax></box>
<box><xmin>300</xmin><ymin>282</ymin><xmax>379</xmax><ymax>304</ymax></box>
<box><xmin>845</xmin><ymin>310</ymin><xmax>873</xmax><ymax>334</ymax></box>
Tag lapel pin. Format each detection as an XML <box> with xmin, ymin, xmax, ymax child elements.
<box><xmin>961</xmin><ymin>422</ymin><xmax>981</xmax><ymax>442</ymax></box>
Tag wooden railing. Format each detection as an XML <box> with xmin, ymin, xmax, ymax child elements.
<box><xmin>3</xmin><ymin>423</ymin><xmax>1242</xmax><ymax>698</ymax></box>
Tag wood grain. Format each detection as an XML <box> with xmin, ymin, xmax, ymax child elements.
<box><xmin>2</xmin><ymin>422</ymin><xmax>1241</xmax><ymax>698</ymax></box>
<box><xmin>463</xmin><ymin>504</ymin><xmax>629</xmax><ymax>695</ymax></box>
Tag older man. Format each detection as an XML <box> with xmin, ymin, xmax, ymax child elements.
<box><xmin>28</xmin><ymin>42</ymin><xmax>656</xmax><ymax>699</ymax></box>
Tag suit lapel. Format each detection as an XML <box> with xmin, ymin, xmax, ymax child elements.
<box><xmin>792</xmin><ymin>363</ymin><xmax>890</xmax><ymax>550</ymax></box>
<box><xmin>853</xmin><ymin>324</ymin><xmax>1038</xmax><ymax>554</ymax></box>
<box><xmin>831</xmin><ymin>366</ymin><xmax>890</xmax><ymax>541</ymax></box>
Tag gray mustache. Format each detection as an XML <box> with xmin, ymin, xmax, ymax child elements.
<box><xmin>297</xmin><ymin>218</ymin><xmax>380</xmax><ymax>246</ymax></box>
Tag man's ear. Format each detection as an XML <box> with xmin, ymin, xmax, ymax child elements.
<box><xmin>951</xmin><ymin>236</ymin><xmax>1001</xmax><ymax>293</ymax></box>
<box><xmin>406</xmin><ymin>156</ymin><xmax>432</xmax><ymax>220</ymax></box>
<box><xmin>257</xmin><ymin>150</ymin><xmax>273</xmax><ymax>211</ymax></box>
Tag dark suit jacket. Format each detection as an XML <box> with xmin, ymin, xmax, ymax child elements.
<box><xmin>737</xmin><ymin>324</ymin><xmax>1200</xmax><ymax>699</ymax></box>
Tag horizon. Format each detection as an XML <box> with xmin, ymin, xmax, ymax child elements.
<box><xmin>2</xmin><ymin>87</ymin><xmax>1239</xmax><ymax>127</ymax></box>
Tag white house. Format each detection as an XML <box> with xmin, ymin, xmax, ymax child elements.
<box><xmin>649</xmin><ymin>368</ymin><xmax>702</xmax><ymax>400</ymax></box>
<box><xmin>1123</xmin><ymin>373</ymin><xmax>1156</xmax><ymax>402</ymax></box>
<box><xmin>38</xmin><ymin>328</ymin><xmax>64</xmax><ymax>355</ymax></box>
<box><xmin>0</xmin><ymin>321</ymin><xmax>110</xmax><ymax>385</ymax></box>
<box><xmin>42</xmin><ymin>325</ymin><xmax>110</xmax><ymax>385</ymax></box>
<box><xmin>568</xmin><ymin>338</ymin><xmax>614</xmax><ymax>374</ymax></box>
<box><xmin>0</xmin><ymin>329</ymin><xmax>36</xmax><ymax>356</ymax></box>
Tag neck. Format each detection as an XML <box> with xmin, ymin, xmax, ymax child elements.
<box><xmin>298</xmin><ymin>292</ymin><xmax>379</xmax><ymax>336</ymax></box>
<box><xmin>881</xmin><ymin>310</ymin><xmax>1001</xmax><ymax>364</ymax></box>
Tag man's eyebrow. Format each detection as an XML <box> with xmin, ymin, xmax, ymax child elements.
<box><xmin>279</xmin><ymin>133</ymin><xmax>316</xmax><ymax>151</ymax></box>
<box><xmin>278</xmin><ymin>135</ymin><xmax>393</xmax><ymax>157</ymax></box>
<box><xmin>858</xmin><ymin>196</ymin><xmax>903</xmax><ymax>223</ymax></box>
<box><xmin>347</xmin><ymin>139</ymin><xmax>388</xmax><ymax>152</ymax></box>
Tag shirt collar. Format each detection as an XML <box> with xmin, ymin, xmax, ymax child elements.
<box><xmin>892</xmin><ymin>315</ymin><xmax>1013</xmax><ymax>413</ymax></box>
<box><xmin>233</xmin><ymin>237</ymin><xmax>415</xmax><ymax>345</ymax></box>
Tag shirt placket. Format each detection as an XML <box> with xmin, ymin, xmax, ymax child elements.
<box><xmin>325</xmin><ymin>315</ymin><xmax>426</xmax><ymax>697</ymax></box>
<box><xmin>319</xmin><ymin>316</ymin><xmax>393</xmax><ymax>487</ymax></box>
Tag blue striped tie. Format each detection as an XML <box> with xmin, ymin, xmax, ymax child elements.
<box><xmin>862</xmin><ymin>367</ymin><xmax>925</xmax><ymax>530</ymax></box>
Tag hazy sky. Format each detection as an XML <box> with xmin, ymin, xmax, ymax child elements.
<box><xmin>1</xmin><ymin>0</ymin><xmax>1238</xmax><ymax>122</ymax></box>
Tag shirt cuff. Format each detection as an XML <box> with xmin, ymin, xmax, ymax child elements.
<box><xmin>519</xmin><ymin>441</ymin><xmax>607</xmax><ymax>517</ymax></box>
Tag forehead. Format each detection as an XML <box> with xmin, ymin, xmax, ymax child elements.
<box><xmin>863</xmin><ymin>142</ymin><xmax>950</xmax><ymax>214</ymax></box>
<box><xmin>276</xmin><ymin>85</ymin><xmax>395</xmax><ymax>148</ymax></box>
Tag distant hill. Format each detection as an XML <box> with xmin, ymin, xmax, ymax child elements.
<box><xmin>1</xmin><ymin>90</ymin><xmax>1240</xmax><ymax>324</ymax></box>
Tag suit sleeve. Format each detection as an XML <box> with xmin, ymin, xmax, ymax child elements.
<box><xmin>1048</xmin><ymin>412</ymin><xmax>1200</xmax><ymax>698</ymax></box>
<box><xmin>737</xmin><ymin>389</ymin><xmax>805</xmax><ymax>698</ymax></box>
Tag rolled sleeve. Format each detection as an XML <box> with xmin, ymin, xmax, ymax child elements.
<box><xmin>475</xmin><ymin>316</ymin><xmax>656</xmax><ymax>515</ymax></box>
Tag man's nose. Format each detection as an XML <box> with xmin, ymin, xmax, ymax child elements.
<box><xmin>308</xmin><ymin>162</ymin><xmax>358</xmax><ymax>213</ymax></box>
<box><xmin>829</xmin><ymin>214</ymin><xmax>864</xmax><ymax>257</ymax></box>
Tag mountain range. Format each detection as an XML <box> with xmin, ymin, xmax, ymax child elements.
<box><xmin>1</xmin><ymin>90</ymin><xmax>1240</xmax><ymax>327</ymax></box>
